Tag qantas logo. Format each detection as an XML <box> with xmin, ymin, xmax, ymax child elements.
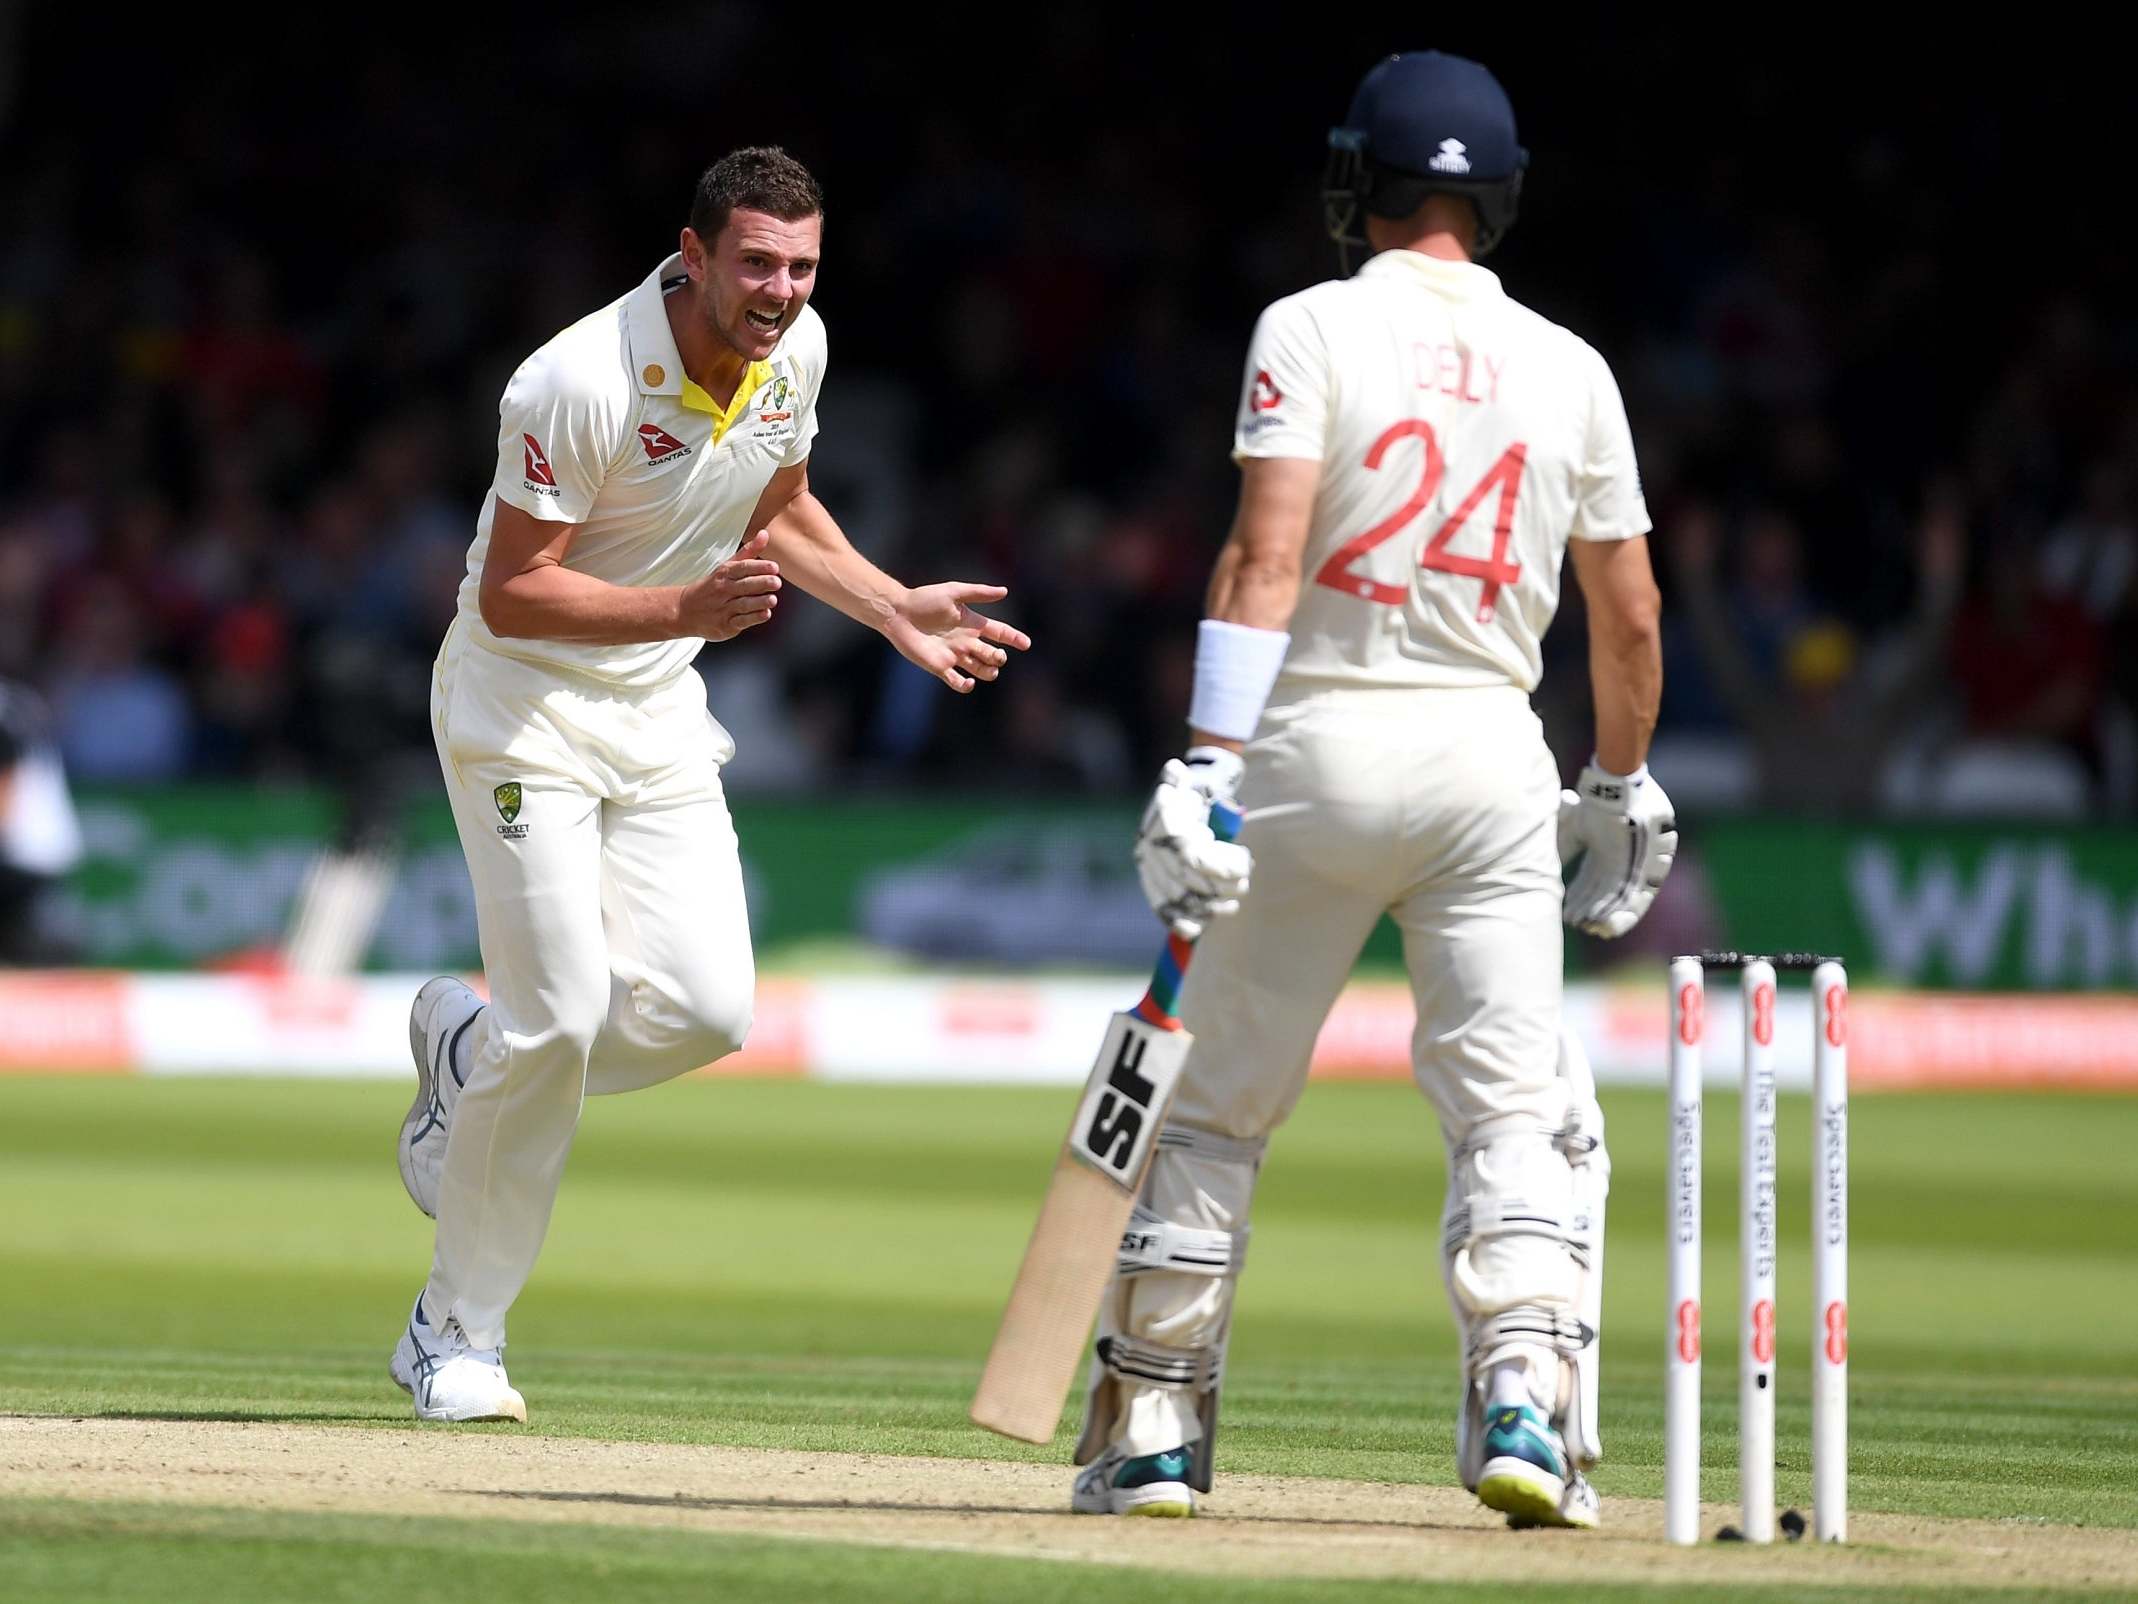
<box><xmin>1250</xmin><ymin>369</ymin><xmax>1282</xmax><ymax>413</ymax></box>
<box><xmin>637</xmin><ymin>422</ymin><xmax>691</xmax><ymax>463</ymax></box>
<box><xmin>522</xmin><ymin>434</ymin><xmax>557</xmax><ymax>487</ymax></box>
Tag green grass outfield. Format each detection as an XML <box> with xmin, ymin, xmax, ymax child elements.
<box><xmin>1</xmin><ymin>1073</ymin><xmax>2134</xmax><ymax>1599</ymax></box>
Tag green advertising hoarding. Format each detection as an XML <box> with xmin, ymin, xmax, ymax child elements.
<box><xmin>45</xmin><ymin>789</ymin><xmax>2138</xmax><ymax>990</ymax></box>
<box><xmin>54</xmin><ymin>788</ymin><xmax>1169</xmax><ymax>974</ymax></box>
<box><xmin>61</xmin><ymin>788</ymin><xmax>474</xmax><ymax>971</ymax></box>
<box><xmin>1694</xmin><ymin>819</ymin><xmax>2138</xmax><ymax>990</ymax></box>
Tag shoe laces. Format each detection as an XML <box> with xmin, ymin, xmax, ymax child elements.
<box><xmin>438</xmin><ymin>1316</ymin><xmax>503</xmax><ymax>1367</ymax></box>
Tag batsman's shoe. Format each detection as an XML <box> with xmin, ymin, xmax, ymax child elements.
<box><xmin>1072</xmin><ymin>1445</ymin><xmax>1197</xmax><ymax>1517</ymax></box>
<box><xmin>389</xmin><ymin>1297</ymin><xmax>525</xmax><ymax>1423</ymax></box>
<box><xmin>1476</xmin><ymin>1402</ymin><xmax>1592</xmax><ymax>1528</ymax></box>
<box><xmin>399</xmin><ymin>976</ymin><xmax>483</xmax><ymax>1219</ymax></box>
<box><xmin>1506</xmin><ymin>1468</ymin><xmax>1601</xmax><ymax>1532</ymax></box>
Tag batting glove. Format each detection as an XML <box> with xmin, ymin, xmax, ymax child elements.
<box><xmin>1558</xmin><ymin>761</ymin><xmax>1678</xmax><ymax>939</ymax></box>
<box><xmin>1135</xmin><ymin>746</ymin><xmax>1252</xmax><ymax>941</ymax></box>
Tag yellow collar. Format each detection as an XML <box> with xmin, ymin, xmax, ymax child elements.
<box><xmin>625</xmin><ymin>253</ymin><xmax>774</xmax><ymax>443</ymax></box>
<box><xmin>680</xmin><ymin>361</ymin><xmax>774</xmax><ymax>444</ymax></box>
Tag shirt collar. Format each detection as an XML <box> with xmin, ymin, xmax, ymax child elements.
<box><xmin>1355</xmin><ymin>249</ymin><xmax>1504</xmax><ymax>299</ymax></box>
<box><xmin>625</xmin><ymin>254</ymin><xmax>689</xmax><ymax>397</ymax></box>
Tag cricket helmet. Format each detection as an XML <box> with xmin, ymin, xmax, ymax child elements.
<box><xmin>1323</xmin><ymin>51</ymin><xmax>1528</xmax><ymax>267</ymax></box>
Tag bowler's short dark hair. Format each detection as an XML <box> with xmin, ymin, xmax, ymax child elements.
<box><xmin>689</xmin><ymin>147</ymin><xmax>824</xmax><ymax>242</ymax></box>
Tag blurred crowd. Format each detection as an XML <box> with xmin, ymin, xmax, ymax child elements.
<box><xmin>1</xmin><ymin>16</ymin><xmax>2131</xmax><ymax>818</ymax></box>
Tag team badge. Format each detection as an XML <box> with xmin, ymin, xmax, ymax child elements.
<box><xmin>493</xmin><ymin>782</ymin><xmax>527</xmax><ymax>840</ymax></box>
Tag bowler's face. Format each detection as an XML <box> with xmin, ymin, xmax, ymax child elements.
<box><xmin>686</xmin><ymin>209</ymin><xmax>821</xmax><ymax>363</ymax></box>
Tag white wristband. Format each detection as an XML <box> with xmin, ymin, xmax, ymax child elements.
<box><xmin>1589</xmin><ymin>755</ymin><xmax>1650</xmax><ymax>786</ymax></box>
<box><xmin>1189</xmin><ymin>619</ymin><xmax>1290</xmax><ymax>743</ymax></box>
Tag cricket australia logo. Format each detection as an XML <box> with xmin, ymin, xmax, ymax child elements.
<box><xmin>493</xmin><ymin>782</ymin><xmax>528</xmax><ymax>840</ymax></box>
<box><xmin>756</xmin><ymin>373</ymin><xmax>796</xmax><ymax>425</ymax></box>
<box><xmin>1429</xmin><ymin>138</ymin><xmax>1471</xmax><ymax>174</ymax></box>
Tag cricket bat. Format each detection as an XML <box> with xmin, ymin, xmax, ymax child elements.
<box><xmin>970</xmin><ymin>801</ymin><xmax>1242</xmax><ymax>1444</ymax></box>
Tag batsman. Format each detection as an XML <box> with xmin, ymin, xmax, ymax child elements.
<box><xmin>1072</xmin><ymin>52</ymin><xmax>1675</xmax><ymax>1526</ymax></box>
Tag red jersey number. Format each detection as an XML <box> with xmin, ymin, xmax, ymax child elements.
<box><xmin>1313</xmin><ymin>419</ymin><xmax>1527</xmax><ymax>623</ymax></box>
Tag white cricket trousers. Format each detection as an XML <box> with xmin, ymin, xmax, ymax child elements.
<box><xmin>1092</xmin><ymin>684</ymin><xmax>1572</xmax><ymax>1456</ymax></box>
<box><xmin>1175</xmin><ymin>682</ymin><xmax>1565</xmax><ymax>1138</ymax></box>
<box><xmin>425</xmin><ymin>621</ymin><xmax>754</xmax><ymax>1348</ymax></box>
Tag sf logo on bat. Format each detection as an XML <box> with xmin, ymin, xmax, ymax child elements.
<box><xmin>1085</xmin><ymin>1034</ymin><xmax>1159</xmax><ymax>1173</ymax></box>
<box><xmin>1069</xmin><ymin>1017</ymin><xmax>1190</xmax><ymax>1186</ymax></box>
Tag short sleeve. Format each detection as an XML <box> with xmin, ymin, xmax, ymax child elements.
<box><xmin>490</xmin><ymin>353</ymin><xmax>619</xmax><ymax>524</ymax></box>
<box><xmin>1231</xmin><ymin>296</ymin><xmax>1329</xmax><ymax>462</ymax></box>
<box><xmin>780</xmin><ymin>403</ymin><xmax>818</xmax><ymax>469</ymax></box>
<box><xmin>1569</xmin><ymin>347</ymin><xmax>1651</xmax><ymax>542</ymax></box>
<box><xmin>777</xmin><ymin>308</ymin><xmax>827</xmax><ymax>469</ymax></box>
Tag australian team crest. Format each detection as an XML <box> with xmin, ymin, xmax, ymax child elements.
<box><xmin>757</xmin><ymin>373</ymin><xmax>795</xmax><ymax>423</ymax></box>
<box><xmin>493</xmin><ymin>782</ymin><xmax>527</xmax><ymax>839</ymax></box>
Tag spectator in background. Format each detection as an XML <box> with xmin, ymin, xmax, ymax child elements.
<box><xmin>2039</xmin><ymin>460</ymin><xmax>2134</xmax><ymax>621</ymax></box>
<box><xmin>0</xmin><ymin>22</ymin><xmax>2132</xmax><ymax>815</ymax></box>
<box><xmin>182</xmin><ymin>249</ymin><xmax>323</xmax><ymax>445</ymax></box>
<box><xmin>1722</xmin><ymin>507</ymin><xmax>1821</xmax><ymax>685</ymax></box>
<box><xmin>46</xmin><ymin>576</ymin><xmax>193</xmax><ymax>782</ymax></box>
<box><xmin>0</xmin><ymin>521</ymin><xmax>52</xmax><ymax>681</ymax></box>
<box><xmin>990</xmin><ymin>661</ymin><xmax>1133</xmax><ymax>793</ymax></box>
<box><xmin>1664</xmin><ymin>489</ymin><xmax>1963</xmax><ymax>812</ymax></box>
<box><xmin>0</xmin><ymin>678</ymin><xmax>83</xmax><ymax>963</ymax></box>
<box><xmin>1948</xmin><ymin>522</ymin><xmax>2107</xmax><ymax>776</ymax></box>
<box><xmin>46</xmin><ymin>491</ymin><xmax>202</xmax><ymax>648</ymax></box>
<box><xmin>192</xmin><ymin>574</ymin><xmax>294</xmax><ymax>776</ymax></box>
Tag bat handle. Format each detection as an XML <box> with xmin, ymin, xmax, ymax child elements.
<box><xmin>1134</xmin><ymin>798</ymin><xmax>1244</xmax><ymax>1029</ymax></box>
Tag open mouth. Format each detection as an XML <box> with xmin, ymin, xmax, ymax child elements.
<box><xmin>743</xmin><ymin>308</ymin><xmax>783</xmax><ymax>337</ymax></box>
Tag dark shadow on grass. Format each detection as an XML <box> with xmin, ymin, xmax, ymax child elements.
<box><xmin>471</xmin><ymin>1487</ymin><xmax>1488</xmax><ymax>1533</ymax></box>
<box><xmin>83</xmin><ymin>1409</ymin><xmax>413</xmax><ymax>1425</ymax></box>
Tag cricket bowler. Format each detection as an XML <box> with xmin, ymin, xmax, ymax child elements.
<box><xmin>391</xmin><ymin>147</ymin><xmax>1029</xmax><ymax>1422</ymax></box>
<box><xmin>1073</xmin><ymin>53</ymin><xmax>1675</xmax><ymax>1525</ymax></box>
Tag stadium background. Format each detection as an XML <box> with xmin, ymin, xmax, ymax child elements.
<box><xmin>4</xmin><ymin>16</ymin><xmax>2137</xmax><ymax>1600</ymax></box>
<box><xmin>0</xmin><ymin>14</ymin><xmax>2133</xmax><ymax>1076</ymax></box>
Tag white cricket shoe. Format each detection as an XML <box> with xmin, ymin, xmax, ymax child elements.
<box><xmin>1071</xmin><ymin>1444</ymin><xmax>1197</xmax><ymax>1517</ymax></box>
<box><xmin>399</xmin><ymin>976</ymin><xmax>484</xmax><ymax>1218</ymax></box>
<box><xmin>389</xmin><ymin>1296</ymin><xmax>526</xmax><ymax>1423</ymax></box>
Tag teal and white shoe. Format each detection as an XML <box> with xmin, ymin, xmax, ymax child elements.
<box><xmin>1476</xmin><ymin>1402</ymin><xmax>1593</xmax><ymax>1528</ymax></box>
<box><xmin>1506</xmin><ymin>1468</ymin><xmax>1601</xmax><ymax>1531</ymax></box>
<box><xmin>1071</xmin><ymin>1445</ymin><xmax>1197</xmax><ymax>1517</ymax></box>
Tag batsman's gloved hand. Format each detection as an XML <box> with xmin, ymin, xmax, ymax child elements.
<box><xmin>1135</xmin><ymin>745</ymin><xmax>1251</xmax><ymax>941</ymax></box>
<box><xmin>1557</xmin><ymin>760</ymin><xmax>1678</xmax><ymax>939</ymax></box>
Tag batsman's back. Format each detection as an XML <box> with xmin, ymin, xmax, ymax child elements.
<box><xmin>1236</xmin><ymin>251</ymin><xmax>1649</xmax><ymax>701</ymax></box>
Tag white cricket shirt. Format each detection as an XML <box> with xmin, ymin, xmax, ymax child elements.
<box><xmin>455</xmin><ymin>253</ymin><xmax>826</xmax><ymax>689</ymax></box>
<box><xmin>1234</xmin><ymin>249</ymin><xmax>1648</xmax><ymax>696</ymax></box>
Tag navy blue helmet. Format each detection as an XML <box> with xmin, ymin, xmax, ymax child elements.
<box><xmin>1323</xmin><ymin>51</ymin><xmax>1528</xmax><ymax>267</ymax></box>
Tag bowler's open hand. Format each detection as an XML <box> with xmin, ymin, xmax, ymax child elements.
<box><xmin>886</xmin><ymin>582</ymin><xmax>1032</xmax><ymax>692</ymax></box>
